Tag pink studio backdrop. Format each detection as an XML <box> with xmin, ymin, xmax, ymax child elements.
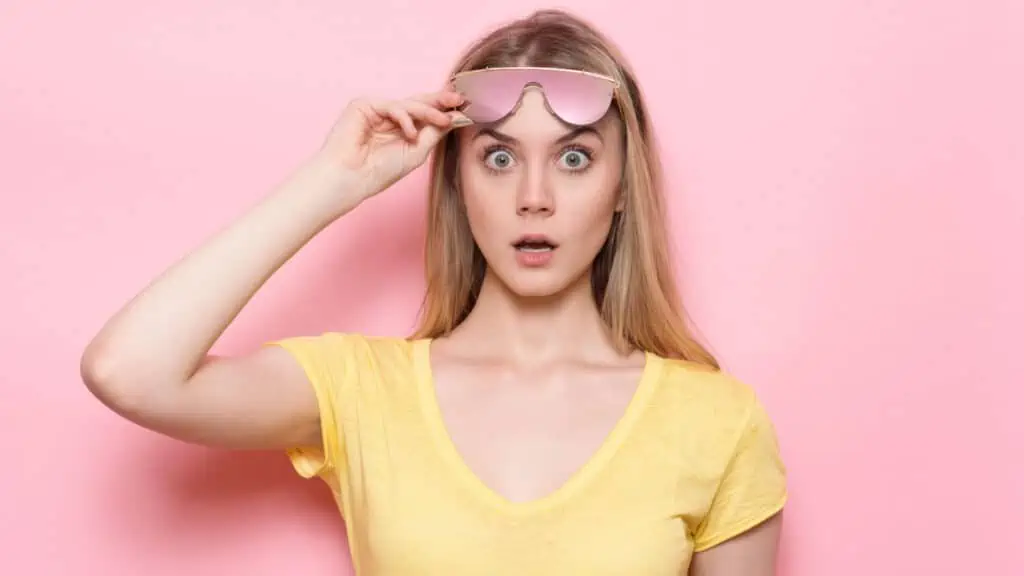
<box><xmin>1</xmin><ymin>1</ymin><xmax>1021</xmax><ymax>574</ymax></box>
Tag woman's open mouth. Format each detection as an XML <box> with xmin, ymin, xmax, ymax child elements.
<box><xmin>513</xmin><ymin>235</ymin><xmax>558</xmax><ymax>267</ymax></box>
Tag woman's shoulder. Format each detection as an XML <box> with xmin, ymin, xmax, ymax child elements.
<box><xmin>657</xmin><ymin>356</ymin><xmax>758</xmax><ymax>403</ymax></box>
<box><xmin>650</xmin><ymin>355</ymin><xmax>785</xmax><ymax>478</ymax></box>
<box><xmin>267</xmin><ymin>331</ymin><xmax>420</xmax><ymax>371</ymax></box>
<box><xmin>274</xmin><ymin>330</ymin><xmax>414</xmax><ymax>346</ymax></box>
<box><xmin>651</xmin><ymin>355</ymin><xmax>776</xmax><ymax>437</ymax></box>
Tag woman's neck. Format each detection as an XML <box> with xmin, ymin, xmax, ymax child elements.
<box><xmin>447</xmin><ymin>269</ymin><xmax>622</xmax><ymax>364</ymax></box>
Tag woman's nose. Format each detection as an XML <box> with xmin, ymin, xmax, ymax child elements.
<box><xmin>516</xmin><ymin>170</ymin><xmax>554</xmax><ymax>215</ymax></box>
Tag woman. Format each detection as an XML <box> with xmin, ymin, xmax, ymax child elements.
<box><xmin>81</xmin><ymin>9</ymin><xmax>787</xmax><ymax>575</ymax></box>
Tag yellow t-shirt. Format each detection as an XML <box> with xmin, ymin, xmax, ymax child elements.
<box><xmin>271</xmin><ymin>333</ymin><xmax>787</xmax><ymax>575</ymax></box>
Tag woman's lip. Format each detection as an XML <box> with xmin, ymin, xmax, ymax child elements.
<box><xmin>511</xmin><ymin>235</ymin><xmax>558</xmax><ymax>248</ymax></box>
<box><xmin>514</xmin><ymin>246</ymin><xmax>556</xmax><ymax>267</ymax></box>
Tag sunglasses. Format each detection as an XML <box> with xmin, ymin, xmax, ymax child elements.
<box><xmin>449</xmin><ymin>66</ymin><xmax>620</xmax><ymax>127</ymax></box>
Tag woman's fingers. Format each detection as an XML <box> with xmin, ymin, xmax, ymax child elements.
<box><xmin>378</xmin><ymin>102</ymin><xmax>418</xmax><ymax>140</ymax></box>
<box><xmin>400</xmin><ymin>99</ymin><xmax>453</xmax><ymax>129</ymax></box>
<box><xmin>376</xmin><ymin>93</ymin><xmax>466</xmax><ymax>141</ymax></box>
<box><xmin>411</xmin><ymin>89</ymin><xmax>465</xmax><ymax>111</ymax></box>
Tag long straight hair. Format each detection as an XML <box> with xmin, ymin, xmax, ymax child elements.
<box><xmin>412</xmin><ymin>9</ymin><xmax>719</xmax><ymax>369</ymax></box>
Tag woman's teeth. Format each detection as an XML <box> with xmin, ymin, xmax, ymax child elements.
<box><xmin>515</xmin><ymin>240</ymin><xmax>555</xmax><ymax>252</ymax></box>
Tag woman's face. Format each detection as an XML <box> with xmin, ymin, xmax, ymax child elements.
<box><xmin>456</xmin><ymin>87</ymin><xmax>625</xmax><ymax>298</ymax></box>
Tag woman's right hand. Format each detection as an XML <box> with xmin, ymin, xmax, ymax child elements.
<box><xmin>320</xmin><ymin>90</ymin><xmax>470</xmax><ymax>202</ymax></box>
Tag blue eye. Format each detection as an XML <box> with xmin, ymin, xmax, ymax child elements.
<box><xmin>484</xmin><ymin>149</ymin><xmax>516</xmax><ymax>171</ymax></box>
<box><xmin>558</xmin><ymin>148</ymin><xmax>592</xmax><ymax>171</ymax></box>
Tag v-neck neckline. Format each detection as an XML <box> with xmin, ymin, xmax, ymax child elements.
<box><xmin>412</xmin><ymin>338</ymin><xmax>663</xmax><ymax>517</ymax></box>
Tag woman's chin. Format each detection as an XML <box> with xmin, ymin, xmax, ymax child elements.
<box><xmin>493</xmin><ymin>267</ymin><xmax>587</xmax><ymax>301</ymax></box>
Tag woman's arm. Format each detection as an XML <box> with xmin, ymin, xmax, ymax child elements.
<box><xmin>80</xmin><ymin>153</ymin><xmax>364</xmax><ymax>450</ymax></box>
<box><xmin>80</xmin><ymin>92</ymin><xmax>465</xmax><ymax>451</ymax></box>
<box><xmin>689</xmin><ymin>513</ymin><xmax>783</xmax><ymax>576</ymax></box>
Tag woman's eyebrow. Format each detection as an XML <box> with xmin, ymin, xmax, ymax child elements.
<box><xmin>472</xmin><ymin>126</ymin><xmax>603</xmax><ymax>145</ymax></box>
<box><xmin>556</xmin><ymin>126</ymin><xmax>603</xmax><ymax>144</ymax></box>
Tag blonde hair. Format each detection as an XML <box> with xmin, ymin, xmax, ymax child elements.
<box><xmin>412</xmin><ymin>9</ymin><xmax>719</xmax><ymax>369</ymax></box>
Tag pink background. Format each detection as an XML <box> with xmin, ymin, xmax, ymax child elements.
<box><xmin>2</xmin><ymin>1</ymin><xmax>1021</xmax><ymax>574</ymax></box>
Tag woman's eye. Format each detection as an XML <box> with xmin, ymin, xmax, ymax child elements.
<box><xmin>484</xmin><ymin>149</ymin><xmax>515</xmax><ymax>170</ymax></box>
<box><xmin>559</xmin><ymin>148</ymin><xmax>591</xmax><ymax>171</ymax></box>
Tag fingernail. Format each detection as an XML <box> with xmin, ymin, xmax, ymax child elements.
<box><xmin>451</xmin><ymin>116</ymin><xmax>474</xmax><ymax>128</ymax></box>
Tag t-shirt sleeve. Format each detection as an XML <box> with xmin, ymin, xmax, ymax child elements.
<box><xmin>693</xmin><ymin>393</ymin><xmax>788</xmax><ymax>551</ymax></box>
<box><xmin>265</xmin><ymin>334</ymin><xmax>348</xmax><ymax>482</ymax></box>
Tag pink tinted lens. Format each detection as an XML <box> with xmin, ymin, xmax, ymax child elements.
<box><xmin>530</xmin><ymin>69</ymin><xmax>615</xmax><ymax>125</ymax></box>
<box><xmin>454</xmin><ymin>69</ymin><xmax>614</xmax><ymax>126</ymax></box>
<box><xmin>454</xmin><ymin>70</ymin><xmax>528</xmax><ymax>123</ymax></box>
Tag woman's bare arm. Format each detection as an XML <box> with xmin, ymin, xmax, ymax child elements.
<box><xmin>80</xmin><ymin>92</ymin><xmax>465</xmax><ymax>452</ymax></box>
<box><xmin>80</xmin><ymin>154</ymin><xmax>363</xmax><ymax>450</ymax></box>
